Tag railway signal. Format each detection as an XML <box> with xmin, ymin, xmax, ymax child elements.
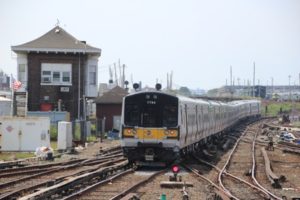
<box><xmin>170</xmin><ymin>164</ymin><xmax>181</xmax><ymax>182</ymax></box>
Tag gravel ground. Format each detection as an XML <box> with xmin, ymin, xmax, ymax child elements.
<box><xmin>3</xmin><ymin>121</ymin><xmax>300</xmax><ymax>200</ymax></box>
<box><xmin>55</xmin><ymin>139</ymin><xmax>120</xmax><ymax>161</ymax></box>
<box><xmin>137</xmin><ymin>169</ymin><xmax>209</xmax><ymax>200</ymax></box>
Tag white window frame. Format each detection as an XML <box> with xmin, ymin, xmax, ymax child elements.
<box><xmin>18</xmin><ymin>64</ymin><xmax>26</xmax><ymax>82</ymax></box>
<box><xmin>41</xmin><ymin>63</ymin><xmax>72</xmax><ymax>85</ymax></box>
<box><xmin>62</xmin><ymin>71</ymin><xmax>71</xmax><ymax>83</ymax></box>
<box><xmin>89</xmin><ymin>65</ymin><xmax>97</xmax><ymax>85</ymax></box>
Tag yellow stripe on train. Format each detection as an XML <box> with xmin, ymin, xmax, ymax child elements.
<box><xmin>123</xmin><ymin>128</ymin><xmax>178</xmax><ymax>139</ymax></box>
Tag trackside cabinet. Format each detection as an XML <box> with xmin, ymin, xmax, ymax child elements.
<box><xmin>0</xmin><ymin>116</ymin><xmax>50</xmax><ymax>151</ymax></box>
<box><xmin>57</xmin><ymin>121</ymin><xmax>73</xmax><ymax>150</ymax></box>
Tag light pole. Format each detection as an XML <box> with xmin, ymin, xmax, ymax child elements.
<box><xmin>288</xmin><ymin>75</ymin><xmax>291</xmax><ymax>101</ymax></box>
<box><xmin>271</xmin><ymin>77</ymin><xmax>274</xmax><ymax>97</ymax></box>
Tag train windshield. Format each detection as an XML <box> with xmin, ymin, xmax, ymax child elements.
<box><xmin>124</xmin><ymin>93</ymin><xmax>178</xmax><ymax>127</ymax></box>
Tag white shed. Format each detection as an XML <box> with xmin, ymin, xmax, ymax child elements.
<box><xmin>0</xmin><ymin>96</ymin><xmax>11</xmax><ymax>116</ymax></box>
<box><xmin>0</xmin><ymin>116</ymin><xmax>50</xmax><ymax>151</ymax></box>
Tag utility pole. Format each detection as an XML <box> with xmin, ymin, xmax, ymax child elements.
<box><xmin>78</xmin><ymin>54</ymin><xmax>81</xmax><ymax>119</ymax></box>
<box><xmin>167</xmin><ymin>73</ymin><xmax>169</xmax><ymax>90</ymax></box>
<box><xmin>118</xmin><ymin>59</ymin><xmax>122</xmax><ymax>87</ymax></box>
<box><xmin>114</xmin><ymin>63</ymin><xmax>118</xmax><ymax>86</ymax></box>
<box><xmin>230</xmin><ymin>65</ymin><xmax>233</xmax><ymax>96</ymax></box>
<box><xmin>122</xmin><ymin>64</ymin><xmax>126</xmax><ymax>88</ymax></box>
<box><xmin>271</xmin><ymin>77</ymin><xmax>274</xmax><ymax>96</ymax></box>
<box><xmin>253</xmin><ymin>62</ymin><xmax>255</xmax><ymax>97</ymax></box>
<box><xmin>258</xmin><ymin>79</ymin><xmax>260</xmax><ymax>98</ymax></box>
<box><xmin>230</xmin><ymin>65</ymin><xmax>232</xmax><ymax>87</ymax></box>
<box><xmin>288</xmin><ymin>75</ymin><xmax>291</xmax><ymax>101</ymax></box>
<box><xmin>170</xmin><ymin>71</ymin><xmax>173</xmax><ymax>90</ymax></box>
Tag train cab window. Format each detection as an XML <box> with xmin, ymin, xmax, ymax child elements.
<box><xmin>124</xmin><ymin>93</ymin><xmax>178</xmax><ymax>128</ymax></box>
<box><xmin>141</xmin><ymin>106</ymin><xmax>158</xmax><ymax>127</ymax></box>
<box><xmin>125</xmin><ymin>104</ymin><xmax>140</xmax><ymax>126</ymax></box>
<box><xmin>162</xmin><ymin>105</ymin><xmax>178</xmax><ymax>127</ymax></box>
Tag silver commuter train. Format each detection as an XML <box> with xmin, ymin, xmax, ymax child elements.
<box><xmin>120</xmin><ymin>91</ymin><xmax>261</xmax><ymax>164</ymax></box>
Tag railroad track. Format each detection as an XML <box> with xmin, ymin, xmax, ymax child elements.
<box><xmin>63</xmin><ymin>168</ymin><xmax>164</xmax><ymax>200</ymax></box>
<box><xmin>0</xmin><ymin>155</ymin><xmax>125</xmax><ymax>199</ymax></box>
<box><xmin>1</xmin><ymin>120</ymin><xmax>299</xmax><ymax>199</ymax></box>
<box><xmin>0</xmin><ymin>158</ymin><xmax>86</xmax><ymax>181</ymax></box>
<box><xmin>181</xmin><ymin>119</ymin><xmax>285</xmax><ymax>200</ymax></box>
<box><xmin>218</xmin><ymin>121</ymin><xmax>272</xmax><ymax>199</ymax></box>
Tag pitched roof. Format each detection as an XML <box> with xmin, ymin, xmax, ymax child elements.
<box><xmin>95</xmin><ymin>86</ymin><xmax>128</xmax><ymax>104</ymax></box>
<box><xmin>11</xmin><ymin>26</ymin><xmax>101</xmax><ymax>55</ymax></box>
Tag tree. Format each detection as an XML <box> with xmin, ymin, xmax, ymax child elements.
<box><xmin>178</xmin><ymin>87</ymin><xmax>191</xmax><ymax>97</ymax></box>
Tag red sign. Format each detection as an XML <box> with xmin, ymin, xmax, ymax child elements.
<box><xmin>6</xmin><ymin>126</ymin><xmax>13</xmax><ymax>132</ymax></box>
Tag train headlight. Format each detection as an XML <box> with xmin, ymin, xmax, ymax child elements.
<box><xmin>123</xmin><ymin>128</ymin><xmax>135</xmax><ymax>137</ymax></box>
<box><xmin>164</xmin><ymin>129</ymin><xmax>178</xmax><ymax>138</ymax></box>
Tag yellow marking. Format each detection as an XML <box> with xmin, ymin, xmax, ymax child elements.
<box><xmin>134</xmin><ymin>128</ymin><xmax>178</xmax><ymax>140</ymax></box>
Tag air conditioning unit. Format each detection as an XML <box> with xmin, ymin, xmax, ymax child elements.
<box><xmin>42</xmin><ymin>77</ymin><xmax>51</xmax><ymax>83</ymax></box>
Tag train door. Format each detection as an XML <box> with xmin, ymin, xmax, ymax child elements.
<box><xmin>200</xmin><ymin>105</ymin><xmax>203</xmax><ymax>139</ymax></box>
<box><xmin>184</xmin><ymin>104</ymin><xmax>189</xmax><ymax>145</ymax></box>
<box><xmin>195</xmin><ymin>105</ymin><xmax>199</xmax><ymax>140</ymax></box>
<box><xmin>205</xmin><ymin>106</ymin><xmax>209</xmax><ymax>137</ymax></box>
<box><xmin>208</xmin><ymin>105</ymin><xmax>211</xmax><ymax>137</ymax></box>
<box><xmin>179</xmin><ymin>104</ymin><xmax>184</xmax><ymax>144</ymax></box>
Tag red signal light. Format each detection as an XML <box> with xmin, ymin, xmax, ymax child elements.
<box><xmin>172</xmin><ymin>165</ymin><xmax>180</xmax><ymax>173</ymax></box>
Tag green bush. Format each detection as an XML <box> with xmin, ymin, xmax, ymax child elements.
<box><xmin>50</xmin><ymin>125</ymin><xmax>58</xmax><ymax>141</ymax></box>
<box><xmin>87</xmin><ymin>135</ymin><xmax>97</xmax><ymax>142</ymax></box>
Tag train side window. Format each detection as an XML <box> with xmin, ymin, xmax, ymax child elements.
<box><xmin>180</xmin><ymin>105</ymin><xmax>183</xmax><ymax>125</ymax></box>
<box><xmin>125</xmin><ymin>104</ymin><xmax>140</xmax><ymax>126</ymax></box>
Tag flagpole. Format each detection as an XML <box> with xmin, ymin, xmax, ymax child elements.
<box><xmin>10</xmin><ymin>74</ymin><xmax>14</xmax><ymax>116</ymax></box>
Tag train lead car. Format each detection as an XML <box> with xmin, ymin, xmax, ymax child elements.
<box><xmin>120</xmin><ymin>90</ymin><xmax>261</xmax><ymax>166</ymax></box>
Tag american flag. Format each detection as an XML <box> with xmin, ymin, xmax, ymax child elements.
<box><xmin>12</xmin><ymin>79</ymin><xmax>22</xmax><ymax>91</ymax></box>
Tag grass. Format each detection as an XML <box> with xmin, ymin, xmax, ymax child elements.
<box><xmin>86</xmin><ymin>135</ymin><xmax>98</xmax><ymax>142</ymax></box>
<box><xmin>292</xmin><ymin>121</ymin><xmax>300</xmax><ymax>127</ymax></box>
<box><xmin>51</xmin><ymin>141</ymin><xmax>57</xmax><ymax>150</ymax></box>
<box><xmin>0</xmin><ymin>152</ymin><xmax>35</xmax><ymax>161</ymax></box>
<box><xmin>262</xmin><ymin>101</ymin><xmax>300</xmax><ymax>116</ymax></box>
<box><xmin>0</xmin><ymin>141</ymin><xmax>58</xmax><ymax>161</ymax></box>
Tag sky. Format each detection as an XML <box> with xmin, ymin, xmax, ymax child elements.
<box><xmin>1</xmin><ymin>0</ymin><xmax>300</xmax><ymax>90</ymax></box>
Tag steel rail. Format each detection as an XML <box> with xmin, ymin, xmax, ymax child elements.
<box><xmin>109</xmin><ymin>169</ymin><xmax>166</xmax><ymax>200</ymax></box>
<box><xmin>0</xmin><ymin>158</ymin><xmax>86</xmax><ymax>175</ymax></box>
<box><xmin>0</xmin><ymin>157</ymin><xmax>125</xmax><ymax>197</ymax></box>
<box><xmin>18</xmin><ymin>160</ymin><xmax>129</xmax><ymax>200</ymax></box>
<box><xmin>61</xmin><ymin>169</ymin><xmax>134</xmax><ymax>200</ymax></box>
<box><xmin>0</xmin><ymin>158</ymin><xmax>126</xmax><ymax>200</ymax></box>
<box><xmin>217</xmin><ymin>126</ymin><xmax>251</xmax><ymax>199</ymax></box>
<box><xmin>251</xmin><ymin>131</ymin><xmax>282</xmax><ymax>200</ymax></box>
<box><xmin>193</xmin><ymin>155</ymin><xmax>270</xmax><ymax>199</ymax></box>
<box><xmin>182</xmin><ymin>163</ymin><xmax>232</xmax><ymax>200</ymax></box>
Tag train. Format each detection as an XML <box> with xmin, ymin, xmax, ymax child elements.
<box><xmin>120</xmin><ymin>89</ymin><xmax>261</xmax><ymax>165</ymax></box>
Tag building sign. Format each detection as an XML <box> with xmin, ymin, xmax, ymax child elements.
<box><xmin>60</xmin><ymin>87</ymin><xmax>69</xmax><ymax>92</ymax></box>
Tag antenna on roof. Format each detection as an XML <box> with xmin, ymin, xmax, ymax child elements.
<box><xmin>55</xmin><ymin>19</ymin><xmax>60</xmax><ymax>33</ymax></box>
<box><xmin>56</xmin><ymin>19</ymin><xmax>60</xmax><ymax>27</ymax></box>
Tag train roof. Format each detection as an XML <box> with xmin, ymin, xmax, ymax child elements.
<box><xmin>124</xmin><ymin>91</ymin><xmax>260</xmax><ymax>106</ymax></box>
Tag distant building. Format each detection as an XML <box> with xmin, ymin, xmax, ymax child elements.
<box><xmin>0</xmin><ymin>96</ymin><xmax>11</xmax><ymax>116</ymax></box>
<box><xmin>95</xmin><ymin>86</ymin><xmax>128</xmax><ymax>132</ymax></box>
<box><xmin>208</xmin><ymin>85</ymin><xmax>300</xmax><ymax>100</ymax></box>
<box><xmin>11</xmin><ymin>26</ymin><xmax>101</xmax><ymax>120</ymax></box>
<box><xmin>0</xmin><ymin>70</ymin><xmax>10</xmax><ymax>91</ymax></box>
